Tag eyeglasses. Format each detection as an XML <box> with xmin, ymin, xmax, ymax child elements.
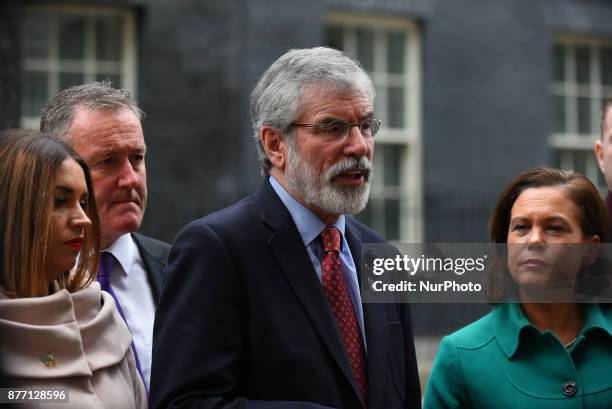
<box><xmin>291</xmin><ymin>117</ymin><xmax>381</xmax><ymax>141</ymax></box>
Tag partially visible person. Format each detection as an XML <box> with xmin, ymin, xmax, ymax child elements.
<box><xmin>424</xmin><ymin>167</ymin><xmax>612</xmax><ymax>408</ymax></box>
<box><xmin>595</xmin><ymin>96</ymin><xmax>612</xmax><ymax>228</ymax></box>
<box><xmin>0</xmin><ymin>130</ymin><xmax>147</xmax><ymax>408</ymax></box>
<box><xmin>40</xmin><ymin>83</ymin><xmax>170</xmax><ymax>391</ymax></box>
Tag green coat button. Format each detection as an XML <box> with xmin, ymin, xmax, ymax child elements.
<box><xmin>562</xmin><ymin>381</ymin><xmax>577</xmax><ymax>397</ymax></box>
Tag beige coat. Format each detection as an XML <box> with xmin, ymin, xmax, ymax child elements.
<box><xmin>0</xmin><ymin>282</ymin><xmax>147</xmax><ymax>409</ymax></box>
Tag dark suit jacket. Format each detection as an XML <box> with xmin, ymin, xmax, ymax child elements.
<box><xmin>150</xmin><ymin>181</ymin><xmax>421</xmax><ymax>409</ymax></box>
<box><xmin>132</xmin><ymin>232</ymin><xmax>170</xmax><ymax>304</ymax></box>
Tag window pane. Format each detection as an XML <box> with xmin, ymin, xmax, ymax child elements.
<box><xmin>387</xmin><ymin>31</ymin><xmax>405</xmax><ymax>74</ymax></box>
<box><xmin>553</xmin><ymin>45</ymin><xmax>565</xmax><ymax>82</ymax></box>
<box><xmin>586</xmin><ymin>155</ymin><xmax>600</xmax><ymax>182</ymax></box>
<box><xmin>573</xmin><ymin>151</ymin><xmax>586</xmax><ymax>174</ymax></box>
<box><xmin>598</xmin><ymin>166</ymin><xmax>607</xmax><ymax>188</ymax></box>
<box><xmin>59</xmin><ymin>15</ymin><xmax>85</xmax><ymax>59</ymax></box>
<box><xmin>22</xmin><ymin>71</ymin><xmax>47</xmax><ymax>117</ymax></box>
<box><xmin>551</xmin><ymin>39</ymin><xmax>609</xmax><ymax>189</ymax></box>
<box><xmin>321</xmin><ymin>21</ymin><xmax>418</xmax><ymax>241</ymax></box>
<box><xmin>577</xmin><ymin>97</ymin><xmax>591</xmax><ymax>134</ymax></box>
<box><xmin>561</xmin><ymin>150</ymin><xmax>574</xmax><ymax>170</ymax></box>
<box><xmin>382</xmin><ymin>145</ymin><xmax>401</xmax><ymax>186</ymax></box>
<box><xmin>22</xmin><ymin>12</ymin><xmax>51</xmax><ymax>58</ymax></box>
<box><xmin>356</xmin><ymin>29</ymin><xmax>374</xmax><ymax>72</ymax></box>
<box><xmin>374</xmin><ymin>90</ymin><xmax>384</xmax><ymax>123</ymax></box>
<box><xmin>553</xmin><ymin>95</ymin><xmax>566</xmax><ymax>133</ymax></box>
<box><xmin>325</xmin><ymin>27</ymin><xmax>344</xmax><ymax>51</ymax></box>
<box><xmin>601</xmin><ymin>48</ymin><xmax>612</xmax><ymax>86</ymax></box>
<box><xmin>60</xmin><ymin>72</ymin><xmax>84</xmax><ymax>90</ymax></box>
<box><xmin>372</xmin><ymin>147</ymin><xmax>384</xmax><ymax>184</ymax></box>
<box><xmin>556</xmin><ymin>150</ymin><xmax>571</xmax><ymax>171</ymax></box>
<box><xmin>388</xmin><ymin>87</ymin><xmax>405</xmax><ymax>128</ymax></box>
<box><xmin>356</xmin><ymin>201</ymin><xmax>373</xmax><ymax>229</ymax></box>
<box><xmin>384</xmin><ymin>198</ymin><xmax>400</xmax><ymax>241</ymax></box>
<box><xmin>552</xmin><ymin>149</ymin><xmax>562</xmax><ymax>169</ymax></box>
<box><xmin>96</xmin><ymin>16</ymin><xmax>123</xmax><ymax>61</ymax></box>
<box><xmin>575</xmin><ymin>46</ymin><xmax>590</xmax><ymax>84</ymax></box>
<box><xmin>96</xmin><ymin>73</ymin><xmax>121</xmax><ymax>87</ymax></box>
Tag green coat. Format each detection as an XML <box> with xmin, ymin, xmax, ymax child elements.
<box><xmin>424</xmin><ymin>303</ymin><xmax>612</xmax><ymax>409</ymax></box>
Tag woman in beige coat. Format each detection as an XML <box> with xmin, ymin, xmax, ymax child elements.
<box><xmin>0</xmin><ymin>131</ymin><xmax>147</xmax><ymax>409</ymax></box>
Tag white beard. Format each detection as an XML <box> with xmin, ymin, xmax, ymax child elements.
<box><xmin>284</xmin><ymin>139</ymin><xmax>372</xmax><ymax>216</ymax></box>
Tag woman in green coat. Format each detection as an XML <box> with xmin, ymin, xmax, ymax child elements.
<box><xmin>424</xmin><ymin>168</ymin><xmax>612</xmax><ymax>409</ymax></box>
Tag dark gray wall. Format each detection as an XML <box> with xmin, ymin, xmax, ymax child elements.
<box><xmin>423</xmin><ymin>0</ymin><xmax>551</xmax><ymax>243</ymax></box>
<box><xmin>137</xmin><ymin>0</ymin><xmax>246</xmax><ymax>242</ymax></box>
<box><xmin>0</xmin><ymin>0</ymin><xmax>23</xmax><ymax>129</ymax></box>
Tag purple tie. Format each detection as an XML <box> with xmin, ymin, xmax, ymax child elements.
<box><xmin>97</xmin><ymin>252</ymin><xmax>147</xmax><ymax>393</ymax></box>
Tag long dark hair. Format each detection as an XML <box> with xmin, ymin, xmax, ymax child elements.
<box><xmin>0</xmin><ymin>130</ymin><xmax>100</xmax><ymax>297</ymax></box>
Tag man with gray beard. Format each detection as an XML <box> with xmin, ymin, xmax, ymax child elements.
<box><xmin>151</xmin><ymin>47</ymin><xmax>421</xmax><ymax>409</ymax></box>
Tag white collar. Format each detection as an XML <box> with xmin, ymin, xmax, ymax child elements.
<box><xmin>103</xmin><ymin>233</ymin><xmax>136</xmax><ymax>276</ymax></box>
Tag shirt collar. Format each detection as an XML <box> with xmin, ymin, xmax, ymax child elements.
<box><xmin>269</xmin><ymin>176</ymin><xmax>346</xmax><ymax>246</ymax></box>
<box><xmin>494</xmin><ymin>303</ymin><xmax>612</xmax><ymax>358</ymax></box>
<box><xmin>103</xmin><ymin>233</ymin><xmax>136</xmax><ymax>276</ymax></box>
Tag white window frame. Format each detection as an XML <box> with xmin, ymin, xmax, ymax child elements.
<box><xmin>549</xmin><ymin>35</ymin><xmax>612</xmax><ymax>188</ymax></box>
<box><xmin>325</xmin><ymin>13</ymin><xmax>423</xmax><ymax>242</ymax></box>
<box><xmin>21</xmin><ymin>5</ymin><xmax>137</xmax><ymax>129</ymax></box>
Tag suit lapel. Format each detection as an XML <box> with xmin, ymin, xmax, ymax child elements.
<box><xmin>346</xmin><ymin>221</ymin><xmax>388</xmax><ymax>409</ymax></box>
<box><xmin>256</xmin><ymin>182</ymin><xmax>364</xmax><ymax>406</ymax></box>
<box><xmin>132</xmin><ymin>233</ymin><xmax>167</xmax><ymax>304</ymax></box>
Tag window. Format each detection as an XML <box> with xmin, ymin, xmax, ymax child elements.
<box><xmin>325</xmin><ymin>14</ymin><xmax>422</xmax><ymax>242</ymax></box>
<box><xmin>21</xmin><ymin>6</ymin><xmax>137</xmax><ymax>129</ymax></box>
<box><xmin>550</xmin><ymin>36</ymin><xmax>612</xmax><ymax>189</ymax></box>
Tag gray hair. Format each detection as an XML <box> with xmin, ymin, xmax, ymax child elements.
<box><xmin>250</xmin><ymin>47</ymin><xmax>375</xmax><ymax>176</ymax></box>
<box><xmin>40</xmin><ymin>81</ymin><xmax>143</xmax><ymax>140</ymax></box>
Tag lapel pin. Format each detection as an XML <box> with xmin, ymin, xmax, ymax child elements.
<box><xmin>40</xmin><ymin>353</ymin><xmax>56</xmax><ymax>368</ymax></box>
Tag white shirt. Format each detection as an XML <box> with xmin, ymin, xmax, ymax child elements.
<box><xmin>104</xmin><ymin>233</ymin><xmax>156</xmax><ymax>391</ymax></box>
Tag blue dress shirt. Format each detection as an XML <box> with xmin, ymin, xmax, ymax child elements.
<box><xmin>269</xmin><ymin>176</ymin><xmax>367</xmax><ymax>349</ymax></box>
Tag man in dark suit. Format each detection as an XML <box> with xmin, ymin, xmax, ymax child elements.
<box><xmin>151</xmin><ymin>47</ymin><xmax>421</xmax><ymax>409</ymax></box>
<box><xmin>40</xmin><ymin>82</ymin><xmax>170</xmax><ymax>391</ymax></box>
<box><xmin>595</xmin><ymin>96</ymin><xmax>612</xmax><ymax>227</ymax></box>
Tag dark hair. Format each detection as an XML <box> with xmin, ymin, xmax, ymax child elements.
<box><xmin>0</xmin><ymin>130</ymin><xmax>100</xmax><ymax>297</ymax></box>
<box><xmin>487</xmin><ymin>167</ymin><xmax>609</xmax><ymax>302</ymax></box>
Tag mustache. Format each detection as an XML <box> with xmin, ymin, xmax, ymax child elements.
<box><xmin>325</xmin><ymin>156</ymin><xmax>373</xmax><ymax>181</ymax></box>
<box><xmin>111</xmin><ymin>191</ymin><xmax>142</xmax><ymax>205</ymax></box>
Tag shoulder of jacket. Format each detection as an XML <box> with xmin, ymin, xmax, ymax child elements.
<box><xmin>444</xmin><ymin>309</ymin><xmax>497</xmax><ymax>350</ymax></box>
<box><xmin>132</xmin><ymin>232</ymin><xmax>170</xmax><ymax>250</ymax></box>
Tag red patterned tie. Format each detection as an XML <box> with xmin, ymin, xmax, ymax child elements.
<box><xmin>321</xmin><ymin>226</ymin><xmax>368</xmax><ymax>406</ymax></box>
